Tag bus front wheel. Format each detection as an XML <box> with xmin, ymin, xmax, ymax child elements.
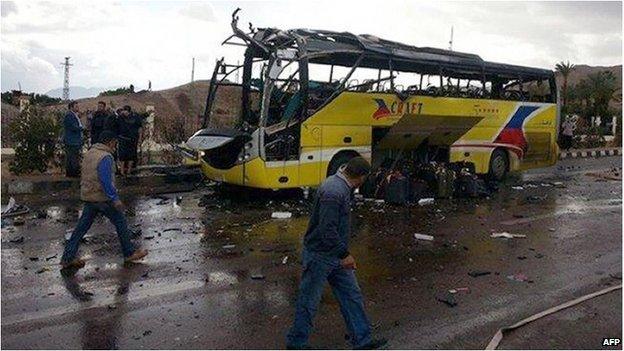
<box><xmin>488</xmin><ymin>148</ymin><xmax>509</xmax><ymax>181</ymax></box>
<box><xmin>327</xmin><ymin>152</ymin><xmax>358</xmax><ymax>177</ymax></box>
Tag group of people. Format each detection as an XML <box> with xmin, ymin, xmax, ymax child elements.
<box><xmin>60</xmin><ymin>101</ymin><xmax>149</xmax><ymax>274</ymax></box>
<box><xmin>63</xmin><ymin>100</ymin><xmax>144</xmax><ymax>178</ymax></box>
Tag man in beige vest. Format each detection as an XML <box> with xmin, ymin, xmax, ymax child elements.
<box><xmin>61</xmin><ymin>131</ymin><xmax>148</xmax><ymax>270</ymax></box>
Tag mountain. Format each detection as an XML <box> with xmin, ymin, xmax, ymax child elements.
<box><xmin>45</xmin><ymin>86</ymin><xmax>111</xmax><ymax>99</ymax></box>
<box><xmin>554</xmin><ymin>64</ymin><xmax>621</xmax><ymax>87</ymax></box>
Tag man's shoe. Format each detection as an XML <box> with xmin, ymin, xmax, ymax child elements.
<box><xmin>355</xmin><ymin>338</ymin><xmax>388</xmax><ymax>350</ymax></box>
<box><xmin>60</xmin><ymin>258</ymin><xmax>86</xmax><ymax>270</ymax></box>
<box><xmin>125</xmin><ymin>248</ymin><xmax>148</xmax><ymax>263</ymax></box>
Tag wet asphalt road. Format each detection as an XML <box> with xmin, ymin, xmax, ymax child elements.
<box><xmin>1</xmin><ymin>156</ymin><xmax>622</xmax><ymax>349</ymax></box>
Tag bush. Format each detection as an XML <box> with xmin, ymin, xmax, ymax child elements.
<box><xmin>8</xmin><ymin>106</ymin><xmax>62</xmax><ymax>174</ymax></box>
<box><xmin>99</xmin><ymin>86</ymin><xmax>133</xmax><ymax>97</ymax></box>
<box><xmin>573</xmin><ymin>125</ymin><xmax>606</xmax><ymax>149</ymax></box>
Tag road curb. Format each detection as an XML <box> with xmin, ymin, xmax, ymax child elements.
<box><xmin>2</xmin><ymin>166</ymin><xmax>203</xmax><ymax>196</ymax></box>
<box><xmin>559</xmin><ymin>148</ymin><xmax>621</xmax><ymax>159</ymax></box>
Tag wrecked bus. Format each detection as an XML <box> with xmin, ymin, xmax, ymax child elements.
<box><xmin>184</xmin><ymin>9</ymin><xmax>559</xmax><ymax>189</ymax></box>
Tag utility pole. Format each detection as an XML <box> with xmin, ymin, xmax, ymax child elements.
<box><xmin>17</xmin><ymin>81</ymin><xmax>21</xmax><ymax>91</ymax></box>
<box><xmin>191</xmin><ymin>57</ymin><xmax>195</xmax><ymax>83</ymax></box>
<box><xmin>448</xmin><ymin>26</ymin><xmax>454</xmax><ymax>51</ymax></box>
<box><xmin>60</xmin><ymin>57</ymin><xmax>72</xmax><ymax>101</ymax></box>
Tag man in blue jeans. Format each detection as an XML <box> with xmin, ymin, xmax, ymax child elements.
<box><xmin>287</xmin><ymin>157</ymin><xmax>387</xmax><ymax>350</ymax></box>
<box><xmin>60</xmin><ymin>131</ymin><xmax>148</xmax><ymax>270</ymax></box>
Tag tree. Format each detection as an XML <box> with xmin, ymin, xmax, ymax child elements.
<box><xmin>555</xmin><ymin>61</ymin><xmax>575</xmax><ymax>112</ymax></box>
<box><xmin>8</xmin><ymin>105</ymin><xmax>62</xmax><ymax>174</ymax></box>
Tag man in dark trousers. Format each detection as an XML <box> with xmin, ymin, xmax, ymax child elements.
<box><xmin>63</xmin><ymin>101</ymin><xmax>84</xmax><ymax>177</ymax></box>
<box><xmin>90</xmin><ymin>101</ymin><xmax>109</xmax><ymax>145</ymax></box>
<box><xmin>117</xmin><ymin>105</ymin><xmax>143</xmax><ymax>176</ymax></box>
<box><xmin>287</xmin><ymin>157</ymin><xmax>387</xmax><ymax>350</ymax></box>
<box><xmin>60</xmin><ymin>131</ymin><xmax>148</xmax><ymax>270</ymax></box>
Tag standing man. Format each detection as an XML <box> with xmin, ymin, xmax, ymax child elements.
<box><xmin>60</xmin><ymin>131</ymin><xmax>148</xmax><ymax>270</ymax></box>
<box><xmin>561</xmin><ymin>116</ymin><xmax>576</xmax><ymax>151</ymax></box>
<box><xmin>90</xmin><ymin>101</ymin><xmax>109</xmax><ymax>145</ymax></box>
<box><xmin>286</xmin><ymin>157</ymin><xmax>387</xmax><ymax>350</ymax></box>
<box><xmin>117</xmin><ymin>105</ymin><xmax>143</xmax><ymax>176</ymax></box>
<box><xmin>63</xmin><ymin>101</ymin><xmax>84</xmax><ymax>177</ymax></box>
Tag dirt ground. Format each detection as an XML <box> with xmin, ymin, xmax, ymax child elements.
<box><xmin>1</xmin><ymin>156</ymin><xmax>622</xmax><ymax>349</ymax></box>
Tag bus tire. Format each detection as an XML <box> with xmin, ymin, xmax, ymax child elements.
<box><xmin>488</xmin><ymin>148</ymin><xmax>509</xmax><ymax>181</ymax></box>
<box><xmin>327</xmin><ymin>152</ymin><xmax>358</xmax><ymax>177</ymax></box>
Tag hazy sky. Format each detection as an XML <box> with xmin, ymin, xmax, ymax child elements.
<box><xmin>1</xmin><ymin>0</ymin><xmax>622</xmax><ymax>94</ymax></box>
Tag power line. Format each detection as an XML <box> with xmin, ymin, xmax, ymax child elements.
<box><xmin>60</xmin><ymin>57</ymin><xmax>72</xmax><ymax>101</ymax></box>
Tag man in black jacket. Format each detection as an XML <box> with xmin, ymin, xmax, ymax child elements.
<box><xmin>90</xmin><ymin>101</ymin><xmax>109</xmax><ymax>145</ymax></box>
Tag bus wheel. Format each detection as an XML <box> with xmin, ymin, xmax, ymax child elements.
<box><xmin>488</xmin><ymin>148</ymin><xmax>509</xmax><ymax>181</ymax></box>
<box><xmin>327</xmin><ymin>152</ymin><xmax>357</xmax><ymax>177</ymax></box>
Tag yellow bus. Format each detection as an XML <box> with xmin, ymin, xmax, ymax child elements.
<box><xmin>184</xmin><ymin>10</ymin><xmax>559</xmax><ymax>189</ymax></box>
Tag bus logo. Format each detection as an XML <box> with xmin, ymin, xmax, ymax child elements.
<box><xmin>372</xmin><ymin>98</ymin><xmax>423</xmax><ymax>120</ymax></box>
<box><xmin>372</xmin><ymin>99</ymin><xmax>392</xmax><ymax>119</ymax></box>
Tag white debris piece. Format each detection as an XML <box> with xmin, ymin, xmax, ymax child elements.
<box><xmin>491</xmin><ymin>232</ymin><xmax>527</xmax><ymax>239</ymax></box>
<box><xmin>282</xmin><ymin>256</ymin><xmax>289</xmax><ymax>265</ymax></box>
<box><xmin>511</xmin><ymin>186</ymin><xmax>524</xmax><ymax>190</ymax></box>
<box><xmin>374</xmin><ymin>199</ymin><xmax>385</xmax><ymax>205</ymax></box>
<box><xmin>418</xmin><ymin>198</ymin><xmax>435</xmax><ymax>206</ymax></box>
<box><xmin>222</xmin><ymin>244</ymin><xmax>236</xmax><ymax>249</ymax></box>
<box><xmin>271</xmin><ymin>212</ymin><xmax>292</xmax><ymax>219</ymax></box>
<box><xmin>414</xmin><ymin>233</ymin><xmax>434</xmax><ymax>241</ymax></box>
<box><xmin>2</xmin><ymin>197</ymin><xmax>16</xmax><ymax>215</ymax></box>
<box><xmin>524</xmin><ymin>184</ymin><xmax>538</xmax><ymax>188</ymax></box>
<box><xmin>540</xmin><ymin>183</ymin><xmax>552</xmax><ymax>187</ymax></box>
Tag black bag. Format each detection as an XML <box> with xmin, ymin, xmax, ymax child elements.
<box><xmin>455</xmin><ymin>174</ymin><xmax>479</xmax><ymax>198</ymax></box>
<box><xmin>410</xmin><ymin>178</ymin><xmax>429</xmax><ymax>201</ymax></box>
<box><xmin>384</xmin><ymin>173</ymin><xmax>410</xmax><ymax>204</ymax></box>
<box><xmin>435</xmin><ymin>166</ymin><xmax>456</xmax><ymax>198</ymax></box>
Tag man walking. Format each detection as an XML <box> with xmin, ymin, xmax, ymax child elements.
<box><xmin>117</xmin><ymin>105</ymin><xmax>143</xmax><ymax>176</ymax></box>
<box><xmin>63</xmin><ymin>101</ymin><xmax>83</xmax><ymax>177</ymax></box>
<box><xmin>60</xmin><ymin>131</ymin><xmax>148</xmax><ymax>270</ymax></box>
<box><xmin>287</xmin><ymin>157</ymin><xmax>387</xmax><ymax>350</ymax></box>
<box><xmin>90</xmin><ymin>101</ymin><xmax>109</xmax><ymax>145</ymax></box>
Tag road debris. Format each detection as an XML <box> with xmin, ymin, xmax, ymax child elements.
<box><xmin>414</xmin><ymin>233</ymin><xmax>434</xmax><ymax>241</ymax></box>
<box><xmin>511</xmin><ymin>186</ymin><xmax>524</xmax><ymax>190</ymax></box>
<box><xmin>506</xmin><ymin>273</ymin><xmax>530</xmax><ymax>282</ymax></box>
<box><xmin>2</xmin><ymin>197</ymin><xmax>30</xmax><ymax>217</ymax></box>
<box><xmin>271</xmin><ymin>212</ymin><xmax>292</xmax><ymax>219</ymax></box>
<box><xmin>468</xmin><ymin>270</ymin><xmax>491</xmax><ymax>277</ymax></box>
<box><xmin>436</xmin><ymin>291</ymin><xmax>458</xmax><ymax>307</ymax></box>
<box><xmin>222</xmin><ymin>244</ymin><xmax>236</xmax><ymax>249</ymax></box>
<box><xmin>491</xmin><ymin>232</ymin><xmax>526</xmax><ymax>239</ymax></box>
<box><xmin>8</xmin><ymin>236</ymin><xmax>25</xmax><ymax>244</ymax></box>
<box><xmin>13</xmin><ymin>217</ymin><xmax>25</xmax><ymax>226</ymax></box>
<box><xmin>449</xmin><ymin>287</ymin><xmax>470</xmax><ymax>294</ymax></box>
<box><xmin>251</xmin><ymin>273</ymin><xmax>266</xmax><ymax>280</ymax></box>
<box><xmin>485</xmin><ymin>284</ymin><xmax>622</xmax><ymax>349</ymax></box>
<box><xmin>282</xmin><ymin>256</ymin><xmax>289</xmax><ymax>265</ymax></box>
<box><xmin>418</xmin><ymin>198</ymin><xmax>434</xmax><ymax>206</ymax></box>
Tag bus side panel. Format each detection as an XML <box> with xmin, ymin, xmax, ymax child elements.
<box><xmin>519</xmin><ymin>105</ymin><xmax>558</xmax><ymax>170</ymax></box>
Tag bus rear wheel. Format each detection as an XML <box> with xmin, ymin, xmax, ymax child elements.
<box><xmin>327</xmin><ymin>152</ymin><xmax>357</xmax><ymax>177</ymax></box>
<box><xmin>488</xmin><ymin>148</ymin><xmax>509</xmax><ymax>181</ymax></box>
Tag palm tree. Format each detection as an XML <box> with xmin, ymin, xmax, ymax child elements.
<box><xmin>555</xmin><ymin>61</ymin><xmax>575</xmax><ymax>109</ymax></box>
